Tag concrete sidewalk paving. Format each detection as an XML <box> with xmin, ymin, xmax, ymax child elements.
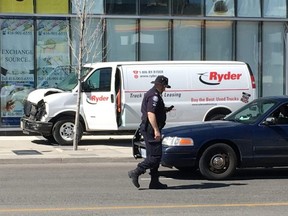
<box><xmin>0</xmin><ymin>134</ymin><xmax>136</xmax><ymax>164</ymax></box>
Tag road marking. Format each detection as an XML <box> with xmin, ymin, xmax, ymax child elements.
<box><xmin>1</xmin><ymin>202</ymin><xmax>288</xmax><ymax>213</ymax></box>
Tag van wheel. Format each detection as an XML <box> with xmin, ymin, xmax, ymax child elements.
<box><xmin>208</xmin><ymin>114</ymin><xmax>226</xmax><ymax>121</ymax></box>
<box><xmin>52</xmin><ymin>117</ymin><xmax>83</xmax><ymax>145</ymax></box>
<box><xmin>199</xmin><ymin>144</ymin><xmax>236</xmax><ymax>180</ymax></box>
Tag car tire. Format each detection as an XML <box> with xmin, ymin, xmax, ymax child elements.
<box><xmin>199</xmin><ymin>144</ymin><xmax>237</xmax><ymax>180</ymax></box>
<box><xmin>52</xmin><ymin>117</ymin><xmax>83</xmax><ymax>145</ymax></box>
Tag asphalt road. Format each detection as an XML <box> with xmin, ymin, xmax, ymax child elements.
<box><xmin>1</xmin><ymin>163</ymin><xmax>288</xmax><ymax>216</ymax></box>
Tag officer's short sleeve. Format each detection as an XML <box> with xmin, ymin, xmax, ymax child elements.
<box><xmin>146</xmin><ymin>95</ymin><xmax>159</xmax><ymax>113</ymax></box>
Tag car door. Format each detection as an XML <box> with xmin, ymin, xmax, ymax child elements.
<box><xmin>252</xmin><ymin>103</ymin><xmax>288</xmax><ymax>166</ymax></box>
<box><xmin>81</xmin><ymin>67</ymin><xmax>118</xmax><ymax>130</ymax></box>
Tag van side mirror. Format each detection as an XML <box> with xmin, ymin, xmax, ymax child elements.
<box><xmin>81</xmin><ymin>81</ymin><xmax>88</xmax><ymax>92</ymax></box>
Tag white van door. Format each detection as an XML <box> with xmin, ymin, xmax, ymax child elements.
<box><xmin>81</xmin><ymin>67</ymin><xmax>118</xmax><ymax>130</ymax></box>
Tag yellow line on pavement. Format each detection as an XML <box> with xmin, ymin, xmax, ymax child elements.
<box><xmin>1</xmin><ymin>202</ymin><xmax>288</xmax><ymax>213</ymax></box>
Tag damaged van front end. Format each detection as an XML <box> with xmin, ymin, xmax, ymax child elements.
<box><xmin>20</xmin><ymin>88</ymin><xmax>63</xmax><ymax>136</ymax></box>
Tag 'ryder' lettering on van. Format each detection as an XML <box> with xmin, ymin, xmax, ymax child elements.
<box><xmin>199</xmin><ymin>71</ymin><xmax>242</xmax><ymax>85</ymax></box>
<box><xmin>86</xmin><ymin>95</ymin><xmax>109</xmax><ymax>104</ymax></box>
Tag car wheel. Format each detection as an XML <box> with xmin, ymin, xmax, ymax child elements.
<box><xmin>43</xmin><ymin>135</ymin><xmax>56</xmax><ymax>144</ymax></box>
<box><xmin>52</xmin><ymin>117</ymin><xmax>83</xmax><ymax>145</ymax></box>
<box><xmin>199</xmin><ymin>144</ymin><xmax>236</xmax><ymax>180</ymax></box>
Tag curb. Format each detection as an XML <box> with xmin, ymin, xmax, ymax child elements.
<box><xmin>0</xmin><ymin>134</ymin><xmax>136</xmax><ymax>165</ymax></box>
<box><xmin>0</xmin><ymin>157</ymin><xmax>137</xmax><ymax>165</ymax></box>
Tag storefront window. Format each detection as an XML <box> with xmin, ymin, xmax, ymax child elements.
<box><xmin>237</xmin><ymin>0</ymin><xmax>261</xmax><ymax>17</ymax></box>
<box><xmin>139</xmin><ymin>20</ymin><xmax>169</xmax><ymax>60</ymax></box>
<box><xmin>36</xmin><ymin>0</ymin><xmax>69</xmax><ymax>14</ymax></box>
<box><xmin>72</xmin><ymin>0</ymin><xmax>103</xmax><ymax>14</ymax></box>
<box><xmin>172</xmin><ymin>0</ymin><xmax>203</xmax><ymax>16</ymax></box>
<box><xmin>262</xmin><ymin>22</ymin><xmax>285</xmax><ymax>96</ymax></box>
<box><xmin>36</xmin><ymin>20</ymin><xmax>70</xmax><ymax>88</ymax></box>
<box><xmin>106</xmin><ymin>19</ymin><xmax>137</xmax><ymax>61</ymax></box>
<box><xmin>236</xmin><ymin>22</ymin><xmax>259</xmax><ymax>96</ymax></box>
<box><xmin>205</xmin><ymin>21</ymin><xmax>233</xmax><ymax>60</ymax></box>
<box><xmin>173</xmin><ymin>20</ymin><xmax>201</xmax><ymax>60</ymax></box>
<box><xmin>206</xmin><ymin>0</ymin><xmax>234</xmax><ymax>17</ymax></box>
<box><xmin>106</xmin><ymin>0</ymin><xmax>137</xmax><ymax>15</ymax></box>
<box><xmin>263</xmin><ymin>0</ymin><xmax>286</xmax><ymax>18</ymax></box>
<box><xmin>71</xmin><ymin>18</ymin><xmax>103</xmax><ymax>64</ymax></box>
<box><xmin>0</xmin><ymin>0</ymin><xmax>33</xmax><ymax>13</ymax></box>
<box><xmin>0</xmin><ymin>19</ymin><xmax>34</xmax><ymax>127</ymax></box>
<box><xmin>140</xmin><ymin>0</ymin><xmax>169</xmax><ymax>15</ymax></box>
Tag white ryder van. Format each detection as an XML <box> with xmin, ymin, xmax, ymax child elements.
<box><xmin>21</xmin><ymin>61</ymin><xmax>256</xmax><ymax>145</ymax></box>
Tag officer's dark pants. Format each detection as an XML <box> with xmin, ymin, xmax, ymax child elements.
<box><xmin>137</xmin><ymin>123</ymin><xmax>162</xmax><ymax>176</ymax></box>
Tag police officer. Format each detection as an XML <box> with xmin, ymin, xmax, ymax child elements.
<box><xmin>128</xmin><ymin>75</ymin><xmax>173</xmax><ymax>189</ymax></box>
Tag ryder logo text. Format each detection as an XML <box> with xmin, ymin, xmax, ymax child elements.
<box><xmin>199</xmin><ymin>71</ymin><xmax>242</xmax><ymax>85</ymax></box>
<box><xmin>86</xmin><ymin>95</ymin><xmax>109</xmax><ymax>104</ymax></box>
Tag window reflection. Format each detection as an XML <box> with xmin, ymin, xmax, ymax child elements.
<box><xmin>206</xmin><ymin>0</ymin><xmax>234</xmax><ymax>17</ymax></box>
<box><xmin>263</xmin><ymin>0</ymin><xmax>286</xmax><ymax>18</ymax></box>
<box><xmin>237</xmin><ymin>0</ymin><xmax>260</xmax><ymax>17</ymax></box>
<box><xmin>262</xmin><ymin>23</ymin><xmax>285</xmax><ymax>96</ymax></box>
<box><xmin>106</xmin><ymin>19</ymin><xmax>137</xmax><ymax>61</ymax></box>
<box><xmin>139</xmin><ymin>20</ymin><xmax>169</xmax><ymax>60</ymax></box>
<box><xmin>71</xmin><ymin>18</ymin><xmax>103</xmax><ymax>64</ymax></box>
<box><xmin>205</xmin><ymin>21</ymin><xmax>233</xmax><ymax>60</ymax></box>
<box><xmin>140</xmin><ymin>0</ymin><xmax>169</xmax><ymax>15</ymax></box>
<box><xmin>71</xmin><ymin>0</ymin><xmax>103</xmax><ymax>14</ymax></box>
<box><xmin>173</xmin><ymin>20</ymin><xmax>201</xmax><ymax>60</ymax></box>
<box><xmin>236</xmin><ymin>22</ymin><xmax>259</xmax><ymax>96</ymax></box>
<box><xmin>172</xmin><ymin>0</ymin><xmax>203</xmax><ymax>16</ymax></box>
<box><xmin>105</xmin><ymin>0</ymin><xmax>136</xmax><ymax>15</ymax></box>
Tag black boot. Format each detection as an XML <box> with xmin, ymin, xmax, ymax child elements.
<box><xmin>149</xmin><ymin>174</ymin><xmax>168</xmax><ymax>189</ymax></box>
<box><xmin>128</xmin><ymin>167</ymin><xmax>144</xmax><ymax>188</ymax></box>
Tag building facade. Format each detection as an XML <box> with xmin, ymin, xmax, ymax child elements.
<box><xmin>0</xmin><ymin>0</ymin><xmax>287</xmax><ymax>130</ymax></box>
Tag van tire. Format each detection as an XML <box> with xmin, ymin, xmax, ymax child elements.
<box><xmin>199</xmin><ymin>144</ymin><xmax>236</xmax><ymax>180</ymax></box>
<box><xmin>52</xmin><ymin>117</ymin><xmax>83</xmax><ymax>145</ymax></box>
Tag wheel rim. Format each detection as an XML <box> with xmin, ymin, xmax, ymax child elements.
<box><xmin>209</xmin><ymin>153</ymin><xmax>229</xmax><ymax>174</ymax></box>
<box><xmin>59</xmin><ymin>122</ymin><xmax>74</xmax><ymax>141</ymax></box>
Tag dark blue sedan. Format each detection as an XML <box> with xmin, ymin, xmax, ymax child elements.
<box><xmin>132</xmin><ymin>96</ymin><xmax>288</xmax><ymax>180</ymax></box>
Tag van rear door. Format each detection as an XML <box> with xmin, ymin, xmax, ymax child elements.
<box><xmin>81</xmin><ymin>67</ymin><xmax>118</xmax><ymax>130</ymax></box>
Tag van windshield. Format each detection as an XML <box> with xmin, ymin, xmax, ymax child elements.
<box><xmin>57</xmin><ymin>67</ymin><xmax>93</xmax><ymax>91</ymax></box>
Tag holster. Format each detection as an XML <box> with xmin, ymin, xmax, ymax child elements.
<box><xmin>158</xmin><ymin>122</ymin><xmax>165</xmax><ymax>130</ymax></box>
<box><xmin>141</xmin><ymin>119</ymin><xmax>165</xmax><ymax>132</ymax></box>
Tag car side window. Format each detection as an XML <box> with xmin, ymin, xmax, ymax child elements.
<box><xmin>226</xmin><ymin>99</ymin><xmax>276</xmax><ymax>124</ymax></box>
<box><xmin>271</xmin><ymin>103</ymin><xmax>288</xmax><ymax>125</ymax></box>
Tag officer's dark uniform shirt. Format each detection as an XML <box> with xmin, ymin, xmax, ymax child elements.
<box><xmin>141</xmin><ymin>86</ymin><xmax>166</xmax><ymax>129</ymax></box>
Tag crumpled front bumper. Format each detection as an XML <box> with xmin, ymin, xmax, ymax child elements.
<box><xmin>132</xmin><ymin>127</ymin><xmax>146</xmax><ymax>159</ymax></box>
<box><xmin>20</xmin><ymin>117</ymin><xmax>53</xmax><ymax>136</ymax></box>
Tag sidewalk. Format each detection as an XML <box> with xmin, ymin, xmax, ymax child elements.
<box><xmin>0</xmin><ymin>134</ymin><xmax>136</xmax><ymax>164</ymax></box>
